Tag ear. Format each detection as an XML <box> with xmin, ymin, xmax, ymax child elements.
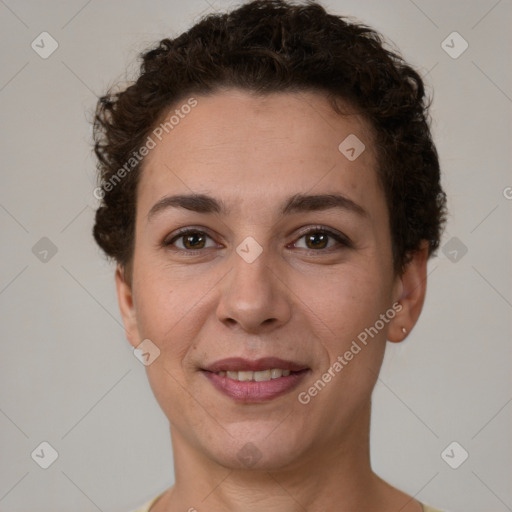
<box><xmin>115</xmin><ymin>264</ymin><xmax>140</xmax><ymax>348</ymax></box>
<box><xmin>387</xmin><ymin>241</ymin><xmax>429</xmax><ymax>343</ymax></box>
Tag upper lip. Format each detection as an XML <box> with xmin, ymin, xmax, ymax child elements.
<box><xmin>203</xmin><ymin>357</ymin><xmax>308</xmax><ymax>373</ymax></box>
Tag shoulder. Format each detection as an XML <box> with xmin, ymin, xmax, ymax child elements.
<box><xmin>128</xmin><ymin>492</ymin><xmax>165</xmax><ymax>512</ymax></box>
<box><xmin>422</xmin><ymin>504</ymin><xmax>449</xmax><ymax>512</ymax></box>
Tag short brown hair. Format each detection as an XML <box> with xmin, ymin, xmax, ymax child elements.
<box><xmin>93</xmin><ymin>0</ymin><xmax>446</xmax><ymax>274</ymax></box>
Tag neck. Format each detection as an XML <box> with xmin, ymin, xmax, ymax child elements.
<box><xmin>156</xmin><ymin>403</ymin><xmax>406</xmax><ymax>512</ymax></box>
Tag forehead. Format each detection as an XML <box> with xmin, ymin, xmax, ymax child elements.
<box><xmin>138</xmin><ymin>89</ymin><xmax>383</xmax><ymax>219</ymax></box>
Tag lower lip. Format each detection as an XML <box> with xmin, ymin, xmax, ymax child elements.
<box><xmin>202</xmin><ymin>370</ymin><xmax>309</xmax><ymax>403</ymax></box>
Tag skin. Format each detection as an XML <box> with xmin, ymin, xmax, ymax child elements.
<box><xmin>116</xmin><ymin>88</ymin><xmax>429</xmax><ymax>512</ymax></box>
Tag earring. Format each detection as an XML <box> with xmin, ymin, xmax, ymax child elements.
<box><xmin>401</xmin><ymin>327</ymin><xmax>407</xmax><ymax>335</ymax></box>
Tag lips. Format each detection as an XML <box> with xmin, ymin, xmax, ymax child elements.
<box><xmin>201</xmin><ymin>357</ymin><xmax>310</xmax><ymax>403</ymax></box>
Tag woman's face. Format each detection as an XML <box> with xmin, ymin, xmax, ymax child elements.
<box><xmin>117</xmin><ymin>89</ymin><xmax>410</xmax><ymax>470</ymax></box>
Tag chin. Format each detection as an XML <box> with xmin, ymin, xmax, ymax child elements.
<box><xmin>203</xmin><ymin>427</ymin><xmax>310</xmax><ymax>471</ymax></box>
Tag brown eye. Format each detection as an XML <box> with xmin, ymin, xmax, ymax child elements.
<box><xmin>182</xmin><ymin>232</ymin><xmax>207</xmax><ymax>249</ymax></box>
<box><xmin>293</xmin><ymin>227</ymin><xmax>351</xmax><ymax>251</ymax></box>
<box><xmin>165</xmin><ymin>230</ymin><xmax>216</xmax><ymax>251</ymax></box>
<box><xmin>305</xmin><ymin>232</ymin><xmax>329</xmax><ymax>250</ymax></box>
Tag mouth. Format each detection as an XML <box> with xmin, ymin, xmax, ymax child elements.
<box><xmin>201</xmin><ymin>357</ymin><xmax>310</xmax><ymax>403</ymax></box>
<box><xmin>212</xmin><ymin>368</ymin><xmax>296</xmax><ymax>381</ymax></box>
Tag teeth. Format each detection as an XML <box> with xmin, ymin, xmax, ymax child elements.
<box><xmin>254</xmin><ymin>369</ymin><xmax>271</xmax><ymax>382</ymax></box>
<box><xmin>270</xmin><ymin>368</ymin><xmax>281</xmax><ymax>379</ymax></box>
<box><xmin>238</xmin><ymin>371</ymin><xmax>253</xmax><ymax>382</ymax></box>
<box><xmin>217</xmin><ymin>368</ymin><xmax>293</xmax><ymax>382</ymax></box>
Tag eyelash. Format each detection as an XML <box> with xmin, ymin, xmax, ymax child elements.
<box><xmin>163</xmin><ymin>226</ymin><xmax>352</xmax><ymax>254</ymax></box>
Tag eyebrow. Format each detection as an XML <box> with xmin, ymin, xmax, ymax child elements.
<box><xmin>147</xmin><ymin>192</ymin><xmax>367</xmax><ymax>221</ymax></box>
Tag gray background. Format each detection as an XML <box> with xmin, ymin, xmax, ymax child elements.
<box><xmin>0</xmin><ymin>1</ymin><xmax>511</xmax><ymax>511</ymax></box>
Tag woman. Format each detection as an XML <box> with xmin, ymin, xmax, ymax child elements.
<box><xmin>92</xmin><ymin>1</ymin><xmax>447</xmax><ymax>510</ymax></box>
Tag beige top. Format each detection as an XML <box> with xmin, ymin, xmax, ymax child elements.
<box><xmin>130</xmin><ymin>492</ymin><xmax>447</xmax><ymax>512</ymax></box>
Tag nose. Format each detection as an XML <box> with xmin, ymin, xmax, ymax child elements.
<box><xmin>215</xmin><ymin>248</ymin><xmax>292</xmax><ymax>334</ymax></box>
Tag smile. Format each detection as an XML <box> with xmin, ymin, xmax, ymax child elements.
<box><xmin>214</xmin><ymin>368</ymin><xmax>291</xmax><ymax>381</ymax></box>
<box><xmin>201</xmin><ymin>357</ymin><xmax>310</xmax><ymax>403</ymax></box>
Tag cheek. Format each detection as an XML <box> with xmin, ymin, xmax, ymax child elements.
<box><xmin>308</xmin><ymin>264</ymin><xmax>391</xmax><ymax>382</ymax></box>
<box><xmin>309</xmin><ymin>262</ymin><xmax>391</xmax><ymax>334</ymax></box>
<box><xmin>134</xmin><ymin>274</ymin><xmax>200</xmax><ymax>423</ymax></box>
<box><xmin>290</xmin><ymin>267</ymin><xmax>390</xmax><ymax>434</ymax></box>
<box><xmin>131</xmin><ymin>266</ymin><xmax>195</xmax><ymax>364</ymax></box>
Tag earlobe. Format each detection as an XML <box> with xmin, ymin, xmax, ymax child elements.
<box><xmin>388</xmin><ymin>241</ymin><xmax>430</xmax><ymax>343</ymax></box>
<box><xmin>115</xmin><ymin>264</ymin><xmax>139</xmax><ymax>348</ymax></box>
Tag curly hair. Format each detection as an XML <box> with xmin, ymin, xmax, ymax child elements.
<box><xmin>93</xmin><ymin>0</ymin><xmax>446</xmax><ymax>275</ymax></box>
